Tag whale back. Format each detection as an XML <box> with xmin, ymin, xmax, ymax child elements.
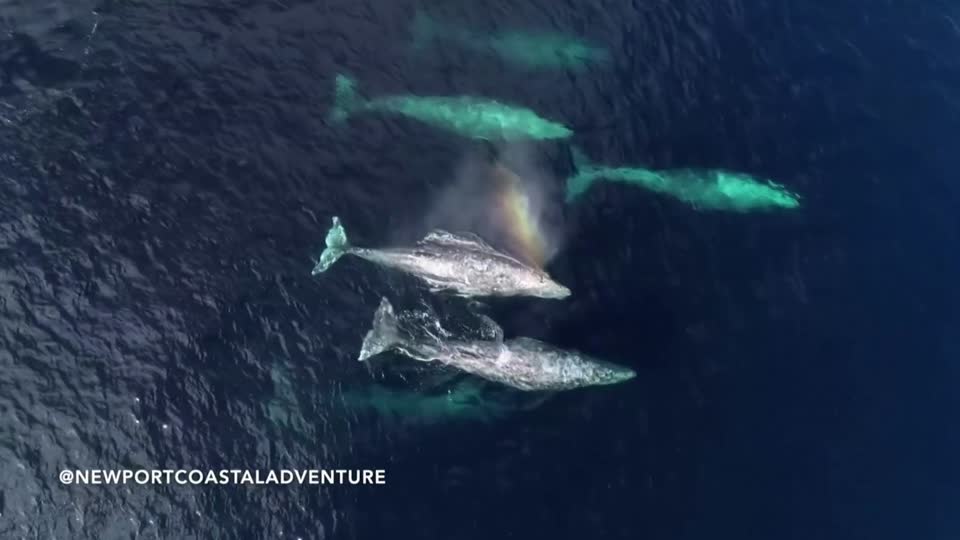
<box><xmin>507</xmin><ymin>337</ymin><xmax>554</xmax><ymax>355</ymax></box>
<box><xmin>418</xmin><ymin>230</ymin><xmax>497</xmax><ymax>252</ymax></box>
<box><xmin>507</xmin><ymin>337</ymin><xmax>586</xmax><ymax>367</ymax></box>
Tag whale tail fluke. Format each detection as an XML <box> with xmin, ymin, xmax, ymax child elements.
<box><xmin>566</xmin><ymin>146</ymin><xmax>597</xmax><ymax>202</ymax></box>
<box><xmin>359</xmin><ymin>298</ymin><xmax>406</xmax><ymax>361</ymax></box>
<box><xmin>329</xmin><ymin>74</ymin><xmax>364</xmax><ymax>124</ymax></box>
<box><xmin>311</xmin><ymin>216</ymin><xmax>350</xmax><ymax>275</ymax></box>
<box><xmin>570</xmin><ymin>145</ymin><xmax>593</xmax><ymax>172</ymax></box>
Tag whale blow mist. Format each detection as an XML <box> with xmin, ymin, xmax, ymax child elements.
<box><xmin>422</xmin><ymin>141</ymin><xmax>566</xmax><ymax>268</ymax></box>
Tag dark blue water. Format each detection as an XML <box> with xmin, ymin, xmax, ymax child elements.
<box><xmin>1</xmin><ymin>0</ymin><xmax>958</xmax><ymax>538</ymax></box>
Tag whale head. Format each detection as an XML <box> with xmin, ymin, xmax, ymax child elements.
<box><xmin>539</xmin><ymin>279</ymin><xmax>572</xmax><ymax>299</ymax></box>
<box><xmin>519</xmin><ymin>270</ymin><xmax>571</xmax><ymax>299</ymax></box>
<box><xmin>593</xmin><ymin>363</ymin><xmax>636</xmax><ymax>386</ymax></box>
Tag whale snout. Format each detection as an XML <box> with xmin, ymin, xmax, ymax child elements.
<box><xmin>602</xmin><ymin>366</ymin><xmax>636</xmax><ymax>385</ymax></box>
<box><xmin>550</xmin><ymin>282</ymin><xmax>572</xmax><ymax>298</ymax></box>
<box><xmin>539</xmin><ymin>280</ymin><xmax>571</xmax><ymax>299</ymax></box>
<box><xmin>523</xmin><ymin>270</ymin><xmax>571</xmax><ymax>299</ymax></box>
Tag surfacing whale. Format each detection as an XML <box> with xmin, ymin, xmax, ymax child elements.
<box><xmin>311</xmin><ymin>216</ymin><xmax>570</xmax><ymax>299</ymax></box>
<box><xmin>358</xmin><ymin>298</ymin><xmax>635</xmax><ymax>392</ymax></box>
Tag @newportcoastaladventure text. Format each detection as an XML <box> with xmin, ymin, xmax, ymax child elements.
<box><xmin>60</xmin><ymin>469</ymin><xmax>387</xmax><ymax>486</ymax></box>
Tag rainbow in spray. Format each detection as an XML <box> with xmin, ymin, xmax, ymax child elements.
<box><xmin>490</xmin><ymin>163</ymin><xmax>555</xmax><ymax>268</ymax></box>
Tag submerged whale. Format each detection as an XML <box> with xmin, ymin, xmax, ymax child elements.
<box><xmin>410</xmin><ymin>11</ymin><xmax>611</xmax><ymax>72</ymax></box>
<box><xmin>566</xmin><ymin>146</ymin><xmax>800</xmax><ymax>212</ymax></box>
<box><xmin>328</xmin><ymin>74</ymin><xmax>572</xmax><ymax>141</ymax></box>
<box><xmin>358</xmin><ymin>298</ymin><xmax>635</xmax><ymax>391</ymax></box>
<box><xmin>311</xmin><ymin>216</ymin><xmax>571</xmax><ymax>299</ymax></box>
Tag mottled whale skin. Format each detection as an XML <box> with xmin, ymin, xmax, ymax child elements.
<box><xmin>359</xmin><ymin>298</ymin><xmax>635</xmax><ymax>392</ymax></box>
<box><xmin>311</xmin><ymin>216</ymin><xmax>570</xmax><ymax>299</ymax></box>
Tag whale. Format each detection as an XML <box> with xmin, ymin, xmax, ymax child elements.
<box><xmin>311</xmin><ymin>216</ymin><xmax>570</xmax><ymax>299</ymax></box>
<box><xmin>410</xmin><ymin>11</ymin><xmax>611</xmax><ymax>72</ymax></box>
<box><xmin>328</xmin><ymin>74</ymin><xmax>572</xmax><ymax>141</ymax></box>
<box><xmin>358</xmin><ymin>298</ymin><xmax>635</xmax><ymax>392</ymax></box>
<box><xmin>566</xmin><ymin>146</ymin><xmax>801</xmax><ymax>212</ymax></box>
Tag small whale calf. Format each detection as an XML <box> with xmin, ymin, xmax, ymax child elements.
<box><xmin>312</xmin><ymin>216</ymin><xmax>571</xmax><ymax>299</ymax></box>
<box><xmin>358</xmin><ymin>298</ymin><xmax>636</xmax><ymax>392</ymax></box>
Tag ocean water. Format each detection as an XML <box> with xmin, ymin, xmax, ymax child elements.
<box><xmin>1</xmin><ymin>0</ymin><xmax>958</xmax><ymax>539</ymax></box>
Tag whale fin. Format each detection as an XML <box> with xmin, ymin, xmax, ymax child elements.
<box><xmin>359</xmin><ymin>298</ymin><xmax>405</xmax><ymax>361</ymax></box>
<box><xmin>311</xmin><ymin>216</ymin><xmax>350</xmax><ymax>275</ymax></box>
<box><xmin>329</xmin><ymin>74</ymin><xmax>365</xmax><ymax>124</ymax></box>
<box><xmin>570</xmin><ymin>145</ymin><xmax>593</xmax><ymax>172</ymax></box>
<box><xmin>566</xmin><ymin>146</ymin><xmax>599</xmax><ymax>203</ymax></box>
